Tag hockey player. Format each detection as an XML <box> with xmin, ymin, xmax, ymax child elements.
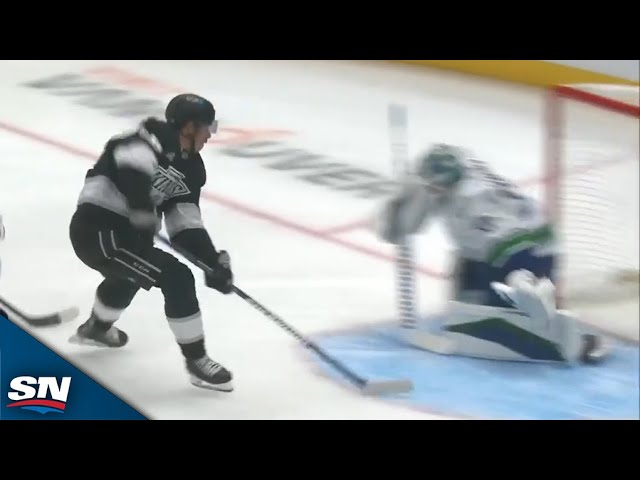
<box><xmin>377</xmin><ymin>143</ymin><xmax>607</xmax><ymax>364</ymax></box>
<box><xmin>68</xmin><ymin>93</ymin><xmax>235</xmax><ymax>392</ymax></box>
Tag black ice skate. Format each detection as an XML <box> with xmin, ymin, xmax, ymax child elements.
<box><xmin>68</xmin><ymin>315</ymin><xmax>128</xmax><ymax>348</ymax></box>
<box><xmin>185</xmin><ymin>356</ymin><xmax>233</xmax><ymax>392</ymax></box>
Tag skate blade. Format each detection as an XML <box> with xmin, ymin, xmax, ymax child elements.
<box><xmin>68</xmin><ymin>334</ymin><xmax>124</xmax><ymax>348</ymax></box>
<box><xmin>190</xmin><ymin>375</ymin><xmax>234</xmax><ymax>393</ymax></box>
<box><xmin>583</xmin><ymin>339</ymin><xmax>611</xmax><ymax>365</ymax></box>
<box><xmin>584</xmin><ymin>349</ymin><xmax>609</xmax><ymax>364</ymax></box>
<box><xmin>361</xmin><ymin>379</ymin><xmax>414</xmax><ymax>395</ymax></box>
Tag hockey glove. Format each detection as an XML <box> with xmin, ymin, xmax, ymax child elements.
<box><xmin>376</xmin><ymin>195</ymin><xmax>406</xmax><ymax>244</ymax></box>
<box><xmin>205</xmin><ymin>250</ymin><xmax>234</xmax><ymax>294</ymax></box>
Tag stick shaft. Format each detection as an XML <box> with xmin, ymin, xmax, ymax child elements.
<box><xmin>155</xmin><ymin>235</ymin><xmax>369</xmax><ymax>388</ymax></box>
<box><xmin>388</xmin><ymin>104</ymin><xmax>418</xmax><ymax>329</ymax></box>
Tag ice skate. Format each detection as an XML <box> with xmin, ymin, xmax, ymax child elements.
<box><xmin>69</xmin><ymin>315</ymin><xmax>128</xmax><ymax>348</ymax></box>
<box><xmin>580</xmin><ymin>333</ymin><xmax>609</xmax><ymax>364</ymax></box>
<box><xmin>185</xmin><ymin>355</ymin><xmax>233</xmax><ymax>392</ymax></box>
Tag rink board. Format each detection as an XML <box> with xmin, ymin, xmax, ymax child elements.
<box><xmin>309</xmin><ymin>319</ymin><xmax>640</xmax><ymax>420</ymax></box>
<box><xmin>391</xmin><ymin>61</ymin><xmax>640</xmax><ymax>88</ymax></box>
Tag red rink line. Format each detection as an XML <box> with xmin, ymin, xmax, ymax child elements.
<box><xmin>320</xmin><ymin>217</ymin><xmax>372</xmax><ymax>235</ymax></box>
<box><xmin>0</xmin><ymin>120</ymin><xmax>448</xmax><ymax>280</ymax></box>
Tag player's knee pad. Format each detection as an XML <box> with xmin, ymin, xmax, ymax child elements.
<box><xmin>159</xmin><ymin>259</ymin><xmax>195</xmax><ymax>294</ymax></box>
<box><xmin>97</xmin><ymin>278</ymin><xmax>140</xmax><ymax>309</ymax></box>
<box><xmin>491</xmin><ymin>269</ymin><xmax>557</xmax><ymax>324</ymax></box>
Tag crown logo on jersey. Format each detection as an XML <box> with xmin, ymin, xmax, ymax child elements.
<box><xmin>151</xmin><ymin>166</ymin><xmax>190</xmax><ymax>202</ymax></box>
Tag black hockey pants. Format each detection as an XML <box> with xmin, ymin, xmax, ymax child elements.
<box><xmin>69</xmin><ymin>207</ymin><xmax>200</xmax><ymax>321</ymax></box>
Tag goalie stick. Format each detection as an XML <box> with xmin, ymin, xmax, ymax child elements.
<box><xmin>388</xmin><ymin>104</ymin><xmax>417</xmax><ymax>330</ymax></box>
<box><xmin>387</xmin><ymin>104</ymin><xmax>452</xmax><ymax>353</ymax></box>
<box><xmin>0</xmin><ymin>294</ymin><xmax>79</xmax><ymax>327</ymax></box>
<box><xmin>155</xmin><ymin>234</ymin><xmax>414</xmax><ymax>396</ymax></box>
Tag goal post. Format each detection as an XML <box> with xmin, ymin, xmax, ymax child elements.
<box><xmin>545</xmin><ymin>84</ymin><xmax>639</xmax><ymax>296</ymax></box>
<box><xmin>544</xmin><ymin>83</ymin><xmax>639</xmax><ymax>339</ymax></box>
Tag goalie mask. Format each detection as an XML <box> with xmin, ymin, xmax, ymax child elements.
<box><xmin>417</xmin><ymin>144</ymin><xmax>464</xmax><ymax>190</ymax></box>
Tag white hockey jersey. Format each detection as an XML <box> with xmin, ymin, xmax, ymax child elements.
<box><xmin>379</xmin><ymin>154</ymin><xmax>555</xmax><ymax>265</ymax></box>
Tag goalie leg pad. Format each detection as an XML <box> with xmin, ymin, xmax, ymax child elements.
<box><xmin>440</xmin><ymin>301</ymin><xmax>567</xmax><ymax>362</ymax></box>
<box><xmin>439</xmin><ymin>300</ymin><xmax>602</xmax><ymax>364</ymax></box>
<box><xmin>489</xmin><ymin>269</ymin><xmax>611</xmax><ymax>364</ymax></box>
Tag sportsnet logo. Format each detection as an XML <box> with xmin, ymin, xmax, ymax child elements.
<box><xmin>6</xmin><ymin>376</ymin><xmax>71</xmax><ymax>414</ymax></box>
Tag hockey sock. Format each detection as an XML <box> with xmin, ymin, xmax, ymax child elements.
<box><xmin>91</xmin><ymin>292</ymin><xmax>126</xmax><ymax>329</ymax></box>
<box><xmin>179</xmin><ymin>339</ymin><xmax>207</xmax><ymax>360</ymax></box>
<box><xmin>166</xmin><ymin>311</ymin><xmax>206</xmax><ymax>359</ymax></box>
<box><xmin>91</xmin><ymin>278</ymin><xmax>139</xmax><ymax>329</ymax></box>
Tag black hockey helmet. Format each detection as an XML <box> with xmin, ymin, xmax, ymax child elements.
<box><xmin>165</xmin><ymin>94</ymin><xmax>218</xmax><ymax>133</ymax></box>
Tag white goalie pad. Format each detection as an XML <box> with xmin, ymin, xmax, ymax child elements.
<box><xmin>407</xmin><ymin>298</ymin><xmax>588</xmax><ymax>364</ymax></box>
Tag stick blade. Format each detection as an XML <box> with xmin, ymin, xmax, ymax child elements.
<box><xmin>57</xmin><ymin>306</ymin><xmax>80</xmax><ymax>323</ymax></box>
<box><xmin>361</xmin><ymin>378</ymin><xmax>414</xmax><ymax>396</ymax></box>
<box><xmin>25</xmin><ymin>306</ymin><xmax>80</xmax><ymax>327</ymax></box>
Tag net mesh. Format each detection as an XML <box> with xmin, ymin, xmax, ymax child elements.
<box><xmin>546</xmin><ymin>83</ymin><xmax>639</xmax><ymax>310</ymax></box>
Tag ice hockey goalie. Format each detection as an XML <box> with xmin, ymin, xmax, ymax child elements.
<box><xmin>377</xmin><ymin>144</ymin><xmax>608</xmax><ymax>365</ymax></box>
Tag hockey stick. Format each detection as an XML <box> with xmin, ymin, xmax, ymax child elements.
<box><xmin>0</xmin><ymin>294</ymin><xmax>79</xmax><ymax>327</ymax></box>
<box><xmin>387</xmin><ymin>104</ymin><xmax>444</xmax><ymax>353</ymax></box>
<box><xmin>388</xmin><ymin>104</ymin><xmax>417</xmax><ymax>330</ymax></box>
<box><xmin>155</xmin><ymin>234</ymin><xmax>413</xmax><ymax>396</ymax></box>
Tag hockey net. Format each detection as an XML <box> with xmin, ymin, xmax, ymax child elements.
<box><xmin>545</xmin><ymin>83</ymin><xmax>639</xmax><ymax>340</ymax></box>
